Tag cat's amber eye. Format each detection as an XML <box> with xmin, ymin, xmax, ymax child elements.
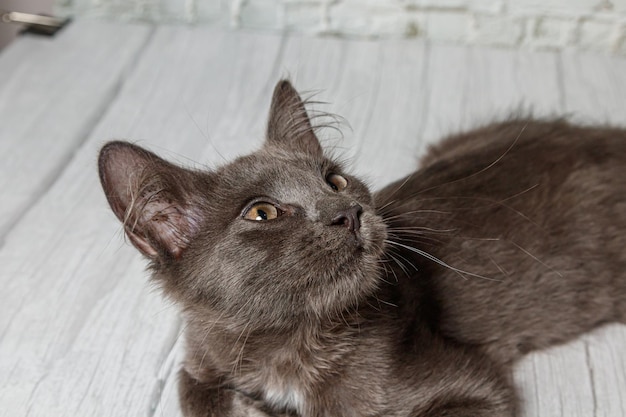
<box><xmin>326</xmin><ymin>173</ymin><xmax>348</xmax><ymax>191</ymax></box>
<box><xmin>243</xmin><ymin>202</ymin><xmax>280</xmax><ymax>221</ymax></box>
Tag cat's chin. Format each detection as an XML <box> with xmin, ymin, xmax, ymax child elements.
<box><xmin>308</xmin><ymin>212</ymin><xmax>388</xmax><ymax>315</ymax></box>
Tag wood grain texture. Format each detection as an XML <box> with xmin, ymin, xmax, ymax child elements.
<box><xmin>0</xmin><ymin>20</ymin><xmax>625</xmax><ymax>417</ymax></box>
<box><xmin>0</xmin><ymin>19</ymin><xmax>152</xmax><ymax>242</ymax></box>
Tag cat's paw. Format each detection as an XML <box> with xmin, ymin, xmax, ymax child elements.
<box><xmin>422</xmin><ymin>397</ymin><xmax>516</xmax><ymax>417</ymax></box>
<box><xmin>424</xmin><ymin>406</ymin><xmax>514</xmax><ymax>417</ymax></box>
<box><xmin>179</xmin><ymin>369</ymin><xmax>291</xmax><ymax>417</ymax></box>
<box><xmin>229</xmin><ymin>392</ymin><xmax>273</xmax><ymax>417</ymax></box>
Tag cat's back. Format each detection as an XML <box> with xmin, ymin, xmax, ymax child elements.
<box><xmin>375</xmin><ymin>119</ymin><xmax>626</xmax><ymax>363</ymax></box>
<box><xmin>420</xmin><ymin>119</ymin><xmax>626</xmax><ymax>169</ymax></box>
<box><xmin>378</xmin><ymin>119</ymin><xmax>626</xmax><ymax>234</ymax></box>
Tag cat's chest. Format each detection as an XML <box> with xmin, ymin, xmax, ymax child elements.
<box><xmin>234</xmin><ymin>350</ymin><xmax>314</xmax><ymax>414</ymax></box>
<box><xmin>212</xmin><ymin>324</ymin><xmax>373</xmax><ymax>415</ymax></box>
<box><xmin>232</xmin><ymin>336</ymin><xmax>385</xmax><ymax>417</ymax></box>
<box><xmin>258</xmin><ymin>374</ymin><xmax>307</xmax><ymax>413</ymax></box>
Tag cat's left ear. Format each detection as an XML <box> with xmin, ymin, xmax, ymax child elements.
<box><xmin>265</xmin><ymin>80</ymin><xmax>323</xmax><ymax>157</ymax></box>
<box><xmin>98</xmin><ymin>141</ymin><xmax>203</xmax><ymax>262</ymax></box>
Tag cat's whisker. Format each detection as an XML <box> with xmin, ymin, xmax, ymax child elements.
<box><xmin>387</xmin><ymin>226</ymin><xmax>457</xmax><ymax>234</ymax></box>
<box><xmin>386</xmin><ymin>248</ymin><xmax>420</xmax><ymax>275</ymax></box>
<box><xmin>339</xmin><ymin>308</ymin><xmax>352</xmax><ymax>329</ymax></box>
<box><xmin>375</xmin><ymin>297</ymin><xmax>398</xmax><ymax>308</ymax></box>
<box><xmin>233</xmin><ymin>323</ymin><xmax>252</xmax><ymax>377</ymax></box>
<box><xmin>280</xmin><ymin>95</ymin><xmax>347</xmax><ymax>145</ymax></box>
<box><xmin>385</xmin><ymin>239</ymin><xmax>501</xmax><ymax>282</ymax></box>
<box><xmin>391</xmin><ymin>123</ymin><xmax>528</xmax><ymax>204</ymax></box>
<box><xmin>488</xmin><ymin>255</ymin><xmax>510</xmax><ymax>277</ymax></box>
<box><xmin>196</xmin><ymin>310</ymin><xmax>229</xmax><ymax>370</ymax></box>
<box><xmin>387</xmin><ymin>252</ymin><xmax>410</xmax><ymax>277</ymax></box>
<box><xmin>375</xmin><ymin>199</ymin><xmax>398</xmax><ymax>214</ymax></box>
<box><xmin>509</xmin><ymin>240</ymin><xmax>563</xmax><ymax>278</ymax></box>
<box><xmin>385</xmin><ymin>193</ymin><xmax>544</xmax><ymax>233</ymax></box>
<box><xmin>380</xmin><ymin>255</ymin><xmax>401</xmax><ymax>283</ymax></box>
<box><xmin>377</xmin><ymin>173</ymin><xmax>416</xmax><ymax>210</ymax></box>
<box><xmin>387</xmin><ymin>233</ymin><xmax>436</xmax><ymax>244</ymax></box>
<box><xmin>379</xmin><ymin>262</ymin><xmax>395</xmax><ymax>284</ymax></box>
<box><xmin>389</xmin><ymin>254</ymin><xmax>410</xmax><ymax>278</ymax></box>
<box><xmin>366</xmin><ymin>301</ymin><xmax>382</xmax><ymax>312</ymax></box>
<box><xmin>385</xmin><ymin>231</ymin><xmax>444</xmax><ymax>247</ymax></box>
<box><xmin>381</xmin><ymin>209</ymin><xmax>452</xmax><ymax>221</ymax></box>
<box><xmin>453</xmin><ymin>236</ymin><xmax>500</xmax><ymax>242</ymax></box>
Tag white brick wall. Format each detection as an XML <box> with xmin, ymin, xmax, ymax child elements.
<box><xmin>56</xmin><ymin>0</ymin><xmax>626</xmax><ymax>55</ymax></box>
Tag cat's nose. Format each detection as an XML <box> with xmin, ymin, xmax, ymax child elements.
<box><xmin>331</xmin><ymin>204</ymin><xmax>363</xmax><ymax>233</ymax></box>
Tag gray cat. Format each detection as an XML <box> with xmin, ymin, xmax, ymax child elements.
<box><xmin>98</xmin><ymin>80</ymin><xmax>626</xmax><ymax>417</ymax></box>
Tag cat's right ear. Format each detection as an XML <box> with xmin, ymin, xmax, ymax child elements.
<box><xmin>98</xmin><ymin>142</ymin><xmax>202</xmax><ymax>262</ymax></box>
<box><xmin>265</xmin><ymin>80</ymin><xmax>323</xmax><ymax>157</ymax></box>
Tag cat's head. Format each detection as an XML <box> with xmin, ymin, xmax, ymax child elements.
<box><xmin>98</xmin><ymin>80</ymin><xmax>387</xmax><ymax>330</ymax></box>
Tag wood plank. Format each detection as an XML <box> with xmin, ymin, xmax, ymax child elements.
<box><xmin>2</xmin><ymin>22</ymin><xmax>625</xmax><ymax>417</ymax></box>
<box><xmin>561</xmin><ymin>50</ymin><xmax>626</xmax><ymax>126</ymax></box>
<box><xmin>0</xmin><ymin>26</ymin><xmax>284</xmax><ymax>417</ymax></box>
<box><xmin>585</xmin><ymin>325</ymin><xmax>626</xmax><ymax>417</ymax></box>
<box><xmin>350</xmin><ymin>39</ymin><xmax>429</xmax><ymax>189</ymax></box>
<box><xmin>422</xmin><ymin>44</ymin><xmax>563</xmax><ymax>147</ymax></box>
<box><xmin>0</xmin><ymin>19</ymin><xmax>152</xmax><ymax>241</ymax></box>
<box><xmin>559</xmin><ymin>49</ymin><xmax>626</xmax><ymax>417</ymax></box>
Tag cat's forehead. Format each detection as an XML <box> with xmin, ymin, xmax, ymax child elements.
<box><xmin>218</xmin><ymin>152</ymin><xmax>331</xmax><ymax>187</ymax></box>
<box><xmin>208</xmin><ymin>151</ymin><xmax>348</xmax><ymax>210</ymax></box>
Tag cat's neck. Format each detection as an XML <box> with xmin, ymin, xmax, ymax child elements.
<box><xmin>183</xmin><ymin>309</ymin><xmax>375</xmax><ymax>415</ymax></box>
<box><xmin>184</xmin><ymin>307</ymin><xmax>364</xmax><ymax>370</ymax></box>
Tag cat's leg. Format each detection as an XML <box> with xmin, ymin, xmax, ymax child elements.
<box><xmin>419</xmin><ymin>396</ymin><xmax>516</xmax><ymax>417</ymax></box>
<box><xmin>179</xmin><ymin>369</ymin><xmax>282</xmax><ymax>417</ymax></box>
<box><xmin>616</xmin><ymin>276</ymin><xmax>626</xmax><ymax>323</ymax></box>
<box><xmin>399</xmin><ymin>336</ymin><xmax>517</xmax><ymax>417</ymax></box>
<box><xmin>404</xmin><ymin>380</ymin><xmax>517</xmax><ymax>417</ymax></box>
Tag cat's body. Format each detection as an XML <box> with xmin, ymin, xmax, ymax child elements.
<box><xmin>381</xmin><ymin>119</ymin><xmax>626</xmax><ymax>365</ymax></box>
<box><xmin>99</xmin><ymin>81</ymin><xmax>626</xmax><ymax>417</ymax></box>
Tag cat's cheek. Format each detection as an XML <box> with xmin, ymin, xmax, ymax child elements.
<box><xmin>360</xmin><ymin>213</ymin><xmax>388</xmax><ymax>256</ymax></box>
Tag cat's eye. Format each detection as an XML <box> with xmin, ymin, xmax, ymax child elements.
<box><xmin>326</xmin><ymin>173</ymin><xmax>348</xmax><ymax>191</ymax></box>
<box><xmin>243</xmin><ymin>202</ymin><xmax>280</xmax><ymax>221</ymax></box>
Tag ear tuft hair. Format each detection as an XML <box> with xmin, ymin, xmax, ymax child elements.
<box><xmin>265</xmin><ymin>80</ymin><xmax>324</xmax><ymax>157</ymax></box>
<box><xmin>98</xmin><ymin>141</ymin><xmax>202</xmax><ymax>261</ymax></box>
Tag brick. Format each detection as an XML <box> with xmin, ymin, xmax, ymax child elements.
<box><xmin>579</xmin><ymin>18</ymin><xmax>616</xmax><ymax>49</ymax></box>
<box><xmin>196</xmin><ymin>0</ymin><xmax>229</xmax><ymax>23</ymax></box>
<box><xmin>131</xmin><ymin>1</ymin><xmax>161</xmax><ymax>21</ymax></box>
<box><xmin>425</xmin><ymin>11</ymin><xmax>470</xmax><ymax>42</ymax></box>
<box><xmin>238</xmin><ymin>0</ymin><xmax>284</xmax><ymax>29</ymax></box>
<box><xmin>50</xmin><ymin>0</ymin><xmax>626</xmax><ymax>56</ymax></box>
<box><xmin>160</xmin><ymin>0</ymin><xmax>193</xmax><ymax>22</ymax></box>
<box><xmin>472</xmin><ymin>14</ymin><xmax>525</xmax><ymax>46</ymax></box>
<box><xmin>328</xmin><ymin>1</ymin><xmax>408</xmax><ymax>37</ymax></box>
<box><xmin>399</xmin><ymin>0</ymin><xmax>468</xmax><ymax>8</ymax></box>
<box><xmin>616</xmin><ymin>30</ymin><xmax>626</xmax><ymax>54</ymax></box>
<box><xmin>285</xmin><ymin>2</ymin><xmax>324</xmax><ymax>30</ymax></box>
<box><xmin>613</xmin><ymin>0</ymin><xmax>626</xmax><ymax>13</ymax></box>
<box><xmin>468</xmin><ymin>0</ymin><xmax>504</xmax><ymax>14</ymax></box>
<box><xmin>509</xmin><ymin>0</ymin><xmax>603</xmax><ymax>16</ymax></box>
<box><xmin>528</xmin><ymin>16</ymin><xmax>578</xmax><ymax>47</ymax></box>
<box><xmin>401</xmin><ymin>0</ymin><xmax>503</xmax><ymax>13</ymax></box>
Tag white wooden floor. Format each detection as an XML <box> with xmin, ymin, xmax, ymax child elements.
<box><xmin>1</xmin><ymin>18</ymin><xmax>625</xmax><ymax>417</ymax></box>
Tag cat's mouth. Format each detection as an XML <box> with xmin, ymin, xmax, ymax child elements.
<box><xmin>354</xmin><ymin>212</ymin><xmax>387</xmax><ymax>256</ymax></box>
<box><xmin>353</xmin><ymin>232</ymin><xmax>365</xmax><ymax>248</ymax></box>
